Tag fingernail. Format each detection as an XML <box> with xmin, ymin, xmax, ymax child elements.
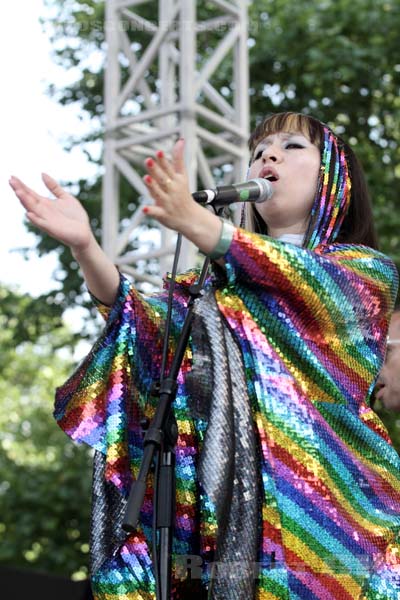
<box><xmin>143</xmin><ymin>206</ymin><xmax>149</xmax><ymax>214</ymax></box>
<box><xmin>144</xmin><ymin>175</ymin><xmax>152</xmax><ymax>185</ymax></box>
<box><xmin>145</xmin><ymin>158</ymin><xmax>154</xmax><ymax>168</ymax></box>
<box><xmin>156</xmin><ymin>150</ymin><xmax>164</xmax><ymax>159</ymax></box>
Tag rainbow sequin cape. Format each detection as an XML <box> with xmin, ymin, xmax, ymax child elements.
<box><xmin>55</xmin><ymin>229</ymin><xmax>400</xmax><ymax>599</ymax></box>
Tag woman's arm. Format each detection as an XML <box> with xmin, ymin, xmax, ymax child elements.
<box><xmin>70</xmin><ymin>237</ymin><xmax>120</xmax><ymax>306</ymax></box>
<box><xmin>10</xmin><ymin>140</ymin><xmax>224</xmax><ymax>303</ymax></box>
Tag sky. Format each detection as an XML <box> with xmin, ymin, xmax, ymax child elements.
<box><xmin>0</xmin><ymin>1</ymin><xmax>97</xmax><ymax>298</ymax></box>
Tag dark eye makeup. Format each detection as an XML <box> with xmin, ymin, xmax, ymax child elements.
<box><xmin>252</xmin><ymin>141</ymin><xmax>305</xmax><ymax>161</ymax></box>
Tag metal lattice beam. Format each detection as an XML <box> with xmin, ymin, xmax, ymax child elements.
<box><xmin>103</xmin><ymin>0</ymin><xmax>249</xmax><ymax>284</ymax></box>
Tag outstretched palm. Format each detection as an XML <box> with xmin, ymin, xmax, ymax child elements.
<box><xmin>9</xmin><ymin>173</ymin><xmax>93</xmax><ymax>251</ymax></box>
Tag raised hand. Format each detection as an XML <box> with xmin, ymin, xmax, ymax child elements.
<box><xmin>9</xmin><ymin>173</ymin><xmax>94</xmax><ymax>252</ymax></box>
<box><xmin>142</xmin><ymin>139</ymin><xmax>194</xmax><ymax>230</ymax></box>
<box><xmin>143</xmin><ymin>139</ymin><xmax>222</xmax><ymax>254</ymax></box>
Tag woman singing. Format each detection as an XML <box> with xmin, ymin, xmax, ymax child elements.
<box><xmin>10</xmin><ymin>112</ymin><xmax>400</xmax><ymax>599</ymax></box>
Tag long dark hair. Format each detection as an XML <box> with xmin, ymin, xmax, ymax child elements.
<box><xmin>246</xmin><ymin>112</ymin><xmax>378</xmax><ymax>249</ymax></box>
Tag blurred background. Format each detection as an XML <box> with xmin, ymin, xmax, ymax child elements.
<box><xmin>1</xmin><ymin>0</ymin><xmax>399</xmax><ymax>595</ymax></box>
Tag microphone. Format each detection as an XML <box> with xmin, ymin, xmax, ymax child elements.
<box><xmin>192</xmin><ymin>178</ymin><xmax>273</xmax><ymax>207</ymax></box>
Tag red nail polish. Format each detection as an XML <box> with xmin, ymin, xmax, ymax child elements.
<box><xmin>143</xmin><ymin>206</ymin><xmax>149</xmax><ymax>214</ymax></box>
<box><xmin>145</xmin><ymin>158</ymin><xmax>154</xmax><ymax>168</ymax></box>
<box><xmin>144</xmin><ymin>175</ymin><xmax>152</xmax><ymax>184</ymax></box>
<box><xmin>156</xmin><ymin>150</ymin><xmax>164</xmax><ymax>159</ymax></box>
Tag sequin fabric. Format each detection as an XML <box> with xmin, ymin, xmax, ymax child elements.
<box><xmin>55</xmin><ymin>233</ymin><xmax>400</xmax><ymax>598</ymax></box>
<box><xmin>189</xmin><ymin>290</ymin><xmax>260</xmax><ymax>599</ymax></box>
<box><xmin>306</xmin><ymin>126</ymin><xmax>352</xmax><ymax>250</ymax></box>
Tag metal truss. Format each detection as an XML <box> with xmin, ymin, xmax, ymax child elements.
<box><xmin>103</xmin><ymin>0</ymin><xmax>249</xmax><ymax>285</ymax></box>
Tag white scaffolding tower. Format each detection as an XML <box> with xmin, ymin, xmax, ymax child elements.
<box><xmin>103</xmin><ymin>0</ymin><xmax>249</xmax><ymax>285</ymax></box>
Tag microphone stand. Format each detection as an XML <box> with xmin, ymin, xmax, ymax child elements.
<box><xmin>122</xmin><ymin>252</ymin><xmax>212</xmax><ymax>600</ymax></box>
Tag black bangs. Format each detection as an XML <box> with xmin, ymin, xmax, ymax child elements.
<box><xmin>248</xmin><ymin>112</ymin><xmax>324</xmax><ymax>161</ymax></box>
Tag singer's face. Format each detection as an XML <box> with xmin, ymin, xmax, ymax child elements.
<box><xmin>247</xmin><ymin>131</ymin><xmax>320</xmax><ymax>237</ymax></box>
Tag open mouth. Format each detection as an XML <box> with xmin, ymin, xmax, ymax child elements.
<box><xmin>260</xmin><ymin>167</ymin><xmax>279</xmax><ymax>182</ymax></box>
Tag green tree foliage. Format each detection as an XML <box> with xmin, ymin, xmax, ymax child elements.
<box><xmin>0</xmin><ymin>285</ymin><xmax>71</xmax><ymax>351</ymax></box>
<box><xmin>0</xmin><ymin>285</ymin><xmax>92</xmax><ymax>577</ymax></box>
